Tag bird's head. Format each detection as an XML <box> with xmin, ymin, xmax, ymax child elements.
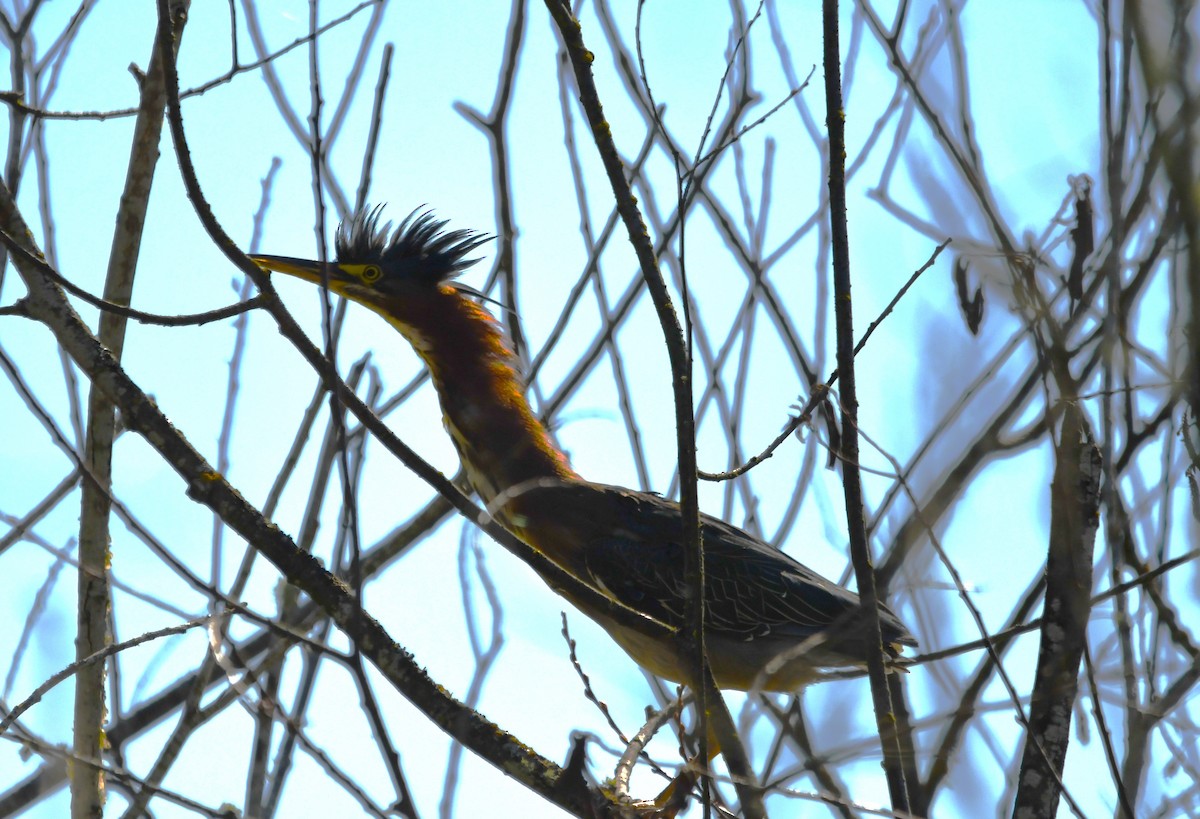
<box><xmin>250</xmin><ymin>206</ymin><xmax>492</xmax><ymax>309</ymax></box>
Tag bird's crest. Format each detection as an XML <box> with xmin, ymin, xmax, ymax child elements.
<box><xmin>335</xmin><ymin>205</ymin><xmax>492</xmax><ymax>285</ymax></box>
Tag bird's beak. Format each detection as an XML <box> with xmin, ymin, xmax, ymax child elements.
<box><xmin>249</xmin><ymin>254</ymin><xmax>352</xmax><ymax>290</ymax></box>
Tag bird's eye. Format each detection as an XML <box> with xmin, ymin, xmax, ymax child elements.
<box><xmin>360</xmin><ymin>265</ymin><xmax>382</xmax><ymax>283</ymax></box>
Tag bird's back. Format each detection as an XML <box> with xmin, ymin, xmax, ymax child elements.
<box><xmin>497</xmin><ymin>478</ymin><xmax>916</xmax><ymax>691</ymax></box>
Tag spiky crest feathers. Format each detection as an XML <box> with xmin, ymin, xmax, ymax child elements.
<box><xmin>334</xmin><ymin>206</ymin><xmax>492</xmax><ymax>286</ymax></box>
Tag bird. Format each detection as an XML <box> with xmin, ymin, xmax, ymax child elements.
<box><xmin>251</xmin><ymin>206</ymin><xmax>916</xmax><ymax>694</ymax></box>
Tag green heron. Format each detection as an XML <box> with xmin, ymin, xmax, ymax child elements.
<box><xmin>252</xmin><ymin>207</ymin><xmax>915</xmax><ymax>693</ymax></box>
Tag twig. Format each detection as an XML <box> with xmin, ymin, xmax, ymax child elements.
<box><xmin>700</xmin><ymin>237</ymin><xmax>949</xmax><ymax>481</ymax></box>
<box><xmin>1</xmin><ymin>617</ymin><xmax>214</xmax><ymax>737</ymax></box>
<box><xmin>544</xmin><ymin>4</ymin><xmax>764</xmax><ymax>816</ymax></box>
<box><xmin>821</xmin><ymin>1</ymin><xmax>909</xmax><ymax>811</ymax></box>
<box><xmin>0</xmin><ymin>230</ymin><xmax>267</xmax><ymax>326</ymax></box>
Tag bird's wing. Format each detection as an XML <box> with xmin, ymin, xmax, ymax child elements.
<box><xmin>522</xmin><ymin>481</ymin><xmax>911</xmax><ymax>646</ymax></box>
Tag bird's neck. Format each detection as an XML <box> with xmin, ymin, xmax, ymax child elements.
<box><xmin>379</xmin><ymin>286</ymin><xmax>577</xmax><ymax>506</ymax></box>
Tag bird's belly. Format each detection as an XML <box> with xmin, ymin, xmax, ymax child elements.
<box><xmin>603</xmin><ymin>624</ymin><xmax>830</xmax><ymax>692</ymax></box>
<box><xmin>602</xmin><ymin>622</ymin><xmax>691</xmax><ymax>685</ymax></box>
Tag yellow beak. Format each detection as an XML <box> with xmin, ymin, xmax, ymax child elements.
<box><xmin>249</xmin><ymin>254</ymin><xmax>347</xmax><ymax>287</ymax></box>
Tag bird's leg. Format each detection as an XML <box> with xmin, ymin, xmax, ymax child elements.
<box><xmin>652</xmin><ymin>709</ymin><xmax>722</xmax><ymax>812</ymax></box>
